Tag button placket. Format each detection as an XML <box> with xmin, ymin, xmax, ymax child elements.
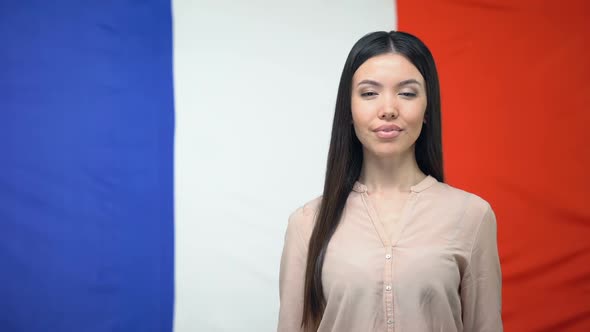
<box><xmin>384</xmin><ymin>246</ymin><xmax>394</xmax><ymax>331</ymax></box>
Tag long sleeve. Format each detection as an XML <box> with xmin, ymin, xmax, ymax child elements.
<box><xmin>278</xmin><ymin>208</ymin><xmax>308</xmax><ymax>332</ymax></box>
<box><xmin>460</xmin><ymin>206</ymin><xmax>503</xmax><ymax>331</ymax></box>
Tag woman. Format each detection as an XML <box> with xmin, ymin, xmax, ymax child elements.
<box><xmin>277</xmin><ymin>31</ymin><xmax>502</xmax><ymax>332</ymax></box>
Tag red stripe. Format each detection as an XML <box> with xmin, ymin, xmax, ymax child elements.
<box><xmin>397</xmin><ymin>0</ymin><xmax>590</xmax><ymax>330</ymax></box>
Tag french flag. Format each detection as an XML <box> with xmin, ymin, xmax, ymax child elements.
<box><xmin>1</xmin><ymin>1</ymin><xmax>588</xmax><ymax>331</ymax></box>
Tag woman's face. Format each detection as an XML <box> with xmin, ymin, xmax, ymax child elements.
<box><xmin>351</xmin><ymin>53</ymin><xmax>427</xmax><ymax>160</ymax></box>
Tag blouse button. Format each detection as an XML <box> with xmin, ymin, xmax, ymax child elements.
<box><xmin>387</xmin><ymin>319</ymin><xmax>393</xmax><ymax>324</ymax></box>
<box><xmin>385</xmin><ymin>285</ymin><xmax>392</xmax><ymax>291</ymax></box>
<box><xmin>385</xmin><ymin>254</ymin><xmax>392</xmax><ymax>260</ymax></box>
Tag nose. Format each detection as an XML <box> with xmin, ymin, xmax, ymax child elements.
<box><xmin>379</xmin><ymin>110</ymin><xmax>398</xmax><ymax>120</ymax></box>
<box><xmin>378</xmin><ymin>95</ymin><xmax>398</xmax><ymax>119</ymax></box>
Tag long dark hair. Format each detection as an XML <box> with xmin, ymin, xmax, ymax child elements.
<box><xmin>301</xmin><ymin>30</ymin><xmax>444</xmax><ymax>330</ymax></box>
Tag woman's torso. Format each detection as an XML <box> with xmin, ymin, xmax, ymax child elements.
<box><xmin>291</xmin><ymin>175</ymin><xmax>493</xmax><ymax>332</ymax></box>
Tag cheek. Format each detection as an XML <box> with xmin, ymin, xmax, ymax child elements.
<box><xmin>350</xmin><ymin>102</ymin><xmax>361</xmax><ymax>123</ymax></box>
<box><xmin>400</xmin><ymin>105</ymin><xmax>426</xmax><ymax>143</ymax></box>
<box><xmin>351</xmin><ymin>122</ymin><xmax>365</xmax><ymax>143</ymax></box>
<box><xmin>351</xmin><ymin>107</ymin><xmax>370</xmax><ymax>132</ymax></box>
<box><xmin>406</xmin><ymin>117</ymin><xmax>424</xmax><ymax>139</ymax></box>
<box><xmin>412</xmin><ymin>122</ymin><xmax>425</xmax><ymax>139</ymax></box>
<box><xmin>351</xmin><ymin>121</ymin><xmax>372</xmax><ymax>149</ymax></box>
<box><xmin>351</xmin><ymin>99</ymin><xmax>375</xmax><ymax>125</ymax></box>
<box><xmin>351</xmin><ymin>96</ymin><xmax>373</xmax><ymax>121</ymax></box>
<box><xmin>351</xmin><ymin>116</ymin><xmax>372</xmax><ymax>136</ymax></box>
<box><xmin>406</xmin><ymin>103</ymin><xmax>427</xmax><ymax>128</ymax></box>
<box><xmin>410</xmin><ymin>113</ymin><xmax>425</xmax><ymax>128</ymax></box>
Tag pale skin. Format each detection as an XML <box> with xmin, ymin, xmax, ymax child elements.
<box><xmin>351</xmin><ymin>53</ymin><xmax>428</xmax><ymax>238</ymax></box>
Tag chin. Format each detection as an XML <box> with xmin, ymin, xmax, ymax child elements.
<box><xmin>367</xmin><ymin>147</ymin><xmax>408</xmax><ymax>159</ymax></box>
<box><xmin>363</xmin><ymin>139</ymin><xmax>418</xmax><ymax>157</ymax></box>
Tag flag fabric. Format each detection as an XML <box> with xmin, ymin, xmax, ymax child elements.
<box><xmin>1</xmin><ymin>1</ymin><xmax>589</xmax><ymax>331</ymax></box>
<box><xmin>397</xmin><ymin>0</ymin><xmax>590</xmax><ymax>330</ymax></box>
<box><xmin>0</xmin><ymin>2</ymin><xmax>174</xmax><ymax>332</ymax></box>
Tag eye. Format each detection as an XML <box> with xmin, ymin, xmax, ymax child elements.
<box><xmin>399</xmin><ymin>92</ymin><xmax>417</xmax><ymax>98</ymax></box>
<box><xmin>361</xmin><ymin>91</ymin><xmax>378</xmax><ymax>97</ymax></box>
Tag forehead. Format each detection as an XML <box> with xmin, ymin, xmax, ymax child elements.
<box><xmin>353</xmin><ymin>53</ymin><xmax>424</xmax><ymax>84</ymax></box>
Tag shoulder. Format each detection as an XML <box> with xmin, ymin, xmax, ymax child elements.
<box><xmin>425</xmin><ymin>180</ymin><xmax>495</xmax><ymax>235</ymax></box>
<box><xmin>429</xmin><ymin>181</ymin><xmax>496</xmax><ymax>247</ymax></box>
<box><xmin>429</xmin><ymin>181</ymin><xmax>493</xmax><ymax>217</ymax></box>
<box><xmin>286</xmin><ymin>196</ymin><xmax>322</xmax><ymax>241</ymax></box>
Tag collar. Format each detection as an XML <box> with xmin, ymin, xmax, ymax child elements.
<box><xmin>352</xmin><ymin>174</ymin><xmax>438</xmax><ymax>193</ymax></box>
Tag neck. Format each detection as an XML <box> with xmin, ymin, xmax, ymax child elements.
<box><xmin>358</xmin><ymin>147</ymin><xmax>426</xmax><ymax>194</ymax></box>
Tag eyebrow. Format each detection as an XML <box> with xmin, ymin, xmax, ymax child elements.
<box><xmin>356</xmin><ymin>79</ymin><xmax>422</xmax><ymax>88</ymax></box>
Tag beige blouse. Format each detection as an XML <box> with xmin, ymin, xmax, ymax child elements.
<box><xmin>278</xmin><ymin>175</ymin><xmax>502</xmax><ymax>332</ymax></box>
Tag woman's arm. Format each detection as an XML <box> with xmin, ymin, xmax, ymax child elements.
<box><xmin>460</xmin><ymin>206</ymin><xmax>503</xmax><ymax>331</ymax></box>
<box><xmin>278</xmin><ymin>208</ymin><xmax>307</xmax><ymax>332</ymax></box>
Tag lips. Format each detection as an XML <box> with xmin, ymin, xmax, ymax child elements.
<box><xmin>374</xmin><ymin>124</ymin><xmax>402</xmax><ymax>132</ymax></box>
<box><xmin>373</xmin><ymin>124</ymin><xmax>403</xmax><ymax>139</ymax></box>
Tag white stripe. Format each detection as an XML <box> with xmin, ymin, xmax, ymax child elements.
<box><xmin>173</xmin><ymin>1</ymin><xmax>396</xmax><ymax>330</ymax></box>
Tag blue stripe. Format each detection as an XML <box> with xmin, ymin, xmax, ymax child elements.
<box><xmin>0</xmin><ymin>1</ymin><xmax>174</xmax><ymax>331</ymax></box>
